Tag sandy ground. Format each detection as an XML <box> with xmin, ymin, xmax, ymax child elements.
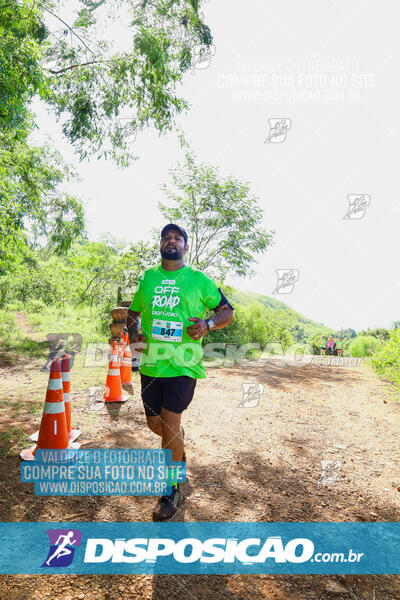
<box><xmin>0</xmin><ymin>343</ymin><xmax>399</xmax><ymax>599</ymax></box>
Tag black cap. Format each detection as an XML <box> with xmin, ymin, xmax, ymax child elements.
<box><xmin>160</xmin><ymin>223</ymin><xmax>188</xmax><ymax>244</ymax></box>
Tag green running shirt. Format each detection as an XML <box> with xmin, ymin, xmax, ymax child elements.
<box><xmin>320</xmin><ymin>338</ymin><xmax>326</xmax><ymax>348</ymax></box>
<box><xmin>336</xmin><ymin>340</ymin><xmax>343</xmax><ymax>349</ymax></box>
<box><xmin>129</xmin><ymin>264</ymin><xmax>222</xmax><ymax>379</ymax></box>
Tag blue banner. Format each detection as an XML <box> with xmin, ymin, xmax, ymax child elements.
<box><xmin>20</xmin><ymin>449</ymin><xmax>186</xmax><ymax>496</ymax></box>
<box><xmin>0</xmin><ymin>522</ymin><xmax>399</xmax><ymax>574</ymax></box>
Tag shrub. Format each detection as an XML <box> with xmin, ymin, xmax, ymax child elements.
<box><xmin>0</xmin><ymin>311</ymin><xmax>21</xmax><ymax>346</ymax></box>
<box><xmin>371</xmin><ymin>328</ymin><xmax>400</xmax><ymax>390</ymax></box>
<box><xmin>347</xmin><ymin>335</ymin><xmax>382</xmax><ymax>357</ymax></box>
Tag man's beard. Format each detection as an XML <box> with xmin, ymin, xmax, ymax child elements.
<box><xmin>161</xmin><ymin>246</ymin><xmax>182</xmax><ymax>260</ymax></box>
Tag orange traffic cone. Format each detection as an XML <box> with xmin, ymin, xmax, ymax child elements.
<box><xmin>61</xmin><ymin>353</ymin><xmax>81</xmax><ymax>445</ymax></box>
<box><xmin>21</xmin><ymin>358</ymin><xmax>69</xmax><ymax>461</ymax></box>
<box><xmin>104</xmin><ymin>343</ymin><xmax>128</xmax><ymax>402</ymax></box>
<box><xmin>120</xmin><ymin>344</ymin><xmax>132</xmax><ymax>384</ymax></box>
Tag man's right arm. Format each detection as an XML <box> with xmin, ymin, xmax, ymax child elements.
<box><xmin>127</xmin><ymin>309</ymin><xmax>147</xmax><ymax>351</ymax></box>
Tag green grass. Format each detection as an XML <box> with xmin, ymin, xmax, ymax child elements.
<box><xmin>25</xmin><ymin>303</ymin><xmax>105</xmax><ymax>345</ymax></box>
<box><xmin>0</xmin><ymin>426</ymin><xmax>31</xmax><ymax>456</ymax></box>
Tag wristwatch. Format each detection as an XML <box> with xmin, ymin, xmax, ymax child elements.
<box><xmin>206</xmin><ymin>318</ymin><xmax>215</xmax><ymax>331</ymax></box>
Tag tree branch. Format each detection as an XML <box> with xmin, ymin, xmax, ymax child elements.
<box><xmin>42</xmin><ymin>6</ymin><xmax>95</xmax><ymax>56</ymax></box>
<box><xmin>196</xmin><ymin>223</ymin><xmax>230</xmax><ymax>259</ymax></box>
<box><xmin>44</xmin><ymin>60</ymin><xmax>107</xmax><ymax>75</ymax></box>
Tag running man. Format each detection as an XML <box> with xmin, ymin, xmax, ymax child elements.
<box><xmin>45</xmin><ymin>531</ymin><xmax>77</xmax><ymax>566</ymax></box>
<box><xmin>327</xmin><ymin>336</ymin><xmax>335</xmax><ymax>355</ymax></box>
<box><xmin>320</xmin><ymin>335</ymin><xmax>327</xmax><ymax>355</ymax></box>
<box><xmin>336</xmin><ymin>337</ymin><xmax>343</xmax><ymax>356</ymax></box>
<box><xmin>127</xmin><ymin>223</ymin><xmax>234</xmax><ymax>520</ymax></box>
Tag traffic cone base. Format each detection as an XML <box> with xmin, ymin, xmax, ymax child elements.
<box><xmin>29</xmin><ymin>422</ymin><xmax>82</xmax><ymax>443</ymax></box>
<box><xmin>103</xmin><ymin>387</ymin><xmax>129</xmax><ymax>403</ymax></box>
<box><xmin>20</xmin><ymin>445</ymin><xmax>36</xmax><ymax>461</ymax></box>
<box><xmin>20</xmin><ymin>439</ymin><xmax>81</xmax><ymax>461</ymax></box>
<box><xmin>69</xmin><ymin>428</ymin><xmax>82</xmax><ymax>442</ymax></box>
<box><xmin>29</xmin><ymin>425</ymin><xmax>82</xmax><ymax>443</ymax></box>
<box><xmin>20</xmin><ymin>358</ymin><xmax>70</xmax><ymax>461</ymax></box>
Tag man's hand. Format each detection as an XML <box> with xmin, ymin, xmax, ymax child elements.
<box><xmin>130</xmin><ymin>333</ymin><xmax>147</xmax><ymax>353</ymax></box>
<box><xmin>186</xmin><ymin>317</ymin><xmax>208</xmax><ymax>340</ymax></box>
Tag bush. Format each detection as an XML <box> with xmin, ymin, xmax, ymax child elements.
<box><xmin>371</xmin><ymin>328</ymin><xmax>400</xmax><ymax>390</ymax></box>
<box><xmin>26</xmin><ymin>299</ymin><xmax>46</xmax><ymax>313</ymax></box>
<box><xmin>347</xmin><ymin>335</ymin><xmax>382</xmax><ymax>357</ymax></box>
<box><xmin>0</xmin><ymin>311</ymin><xmax>21</xmax><ymax>346</ymax></box>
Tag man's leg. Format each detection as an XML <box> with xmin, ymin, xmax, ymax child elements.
<box><xmin>146</xmin><ymin>415</ymin><xmax>163</xmax><ymax>437</ymax></box>
<box><xmin>160</xmin><ymin>407</ymin><xmax>183</xmax><ymax>462</ymax></box>
<box><xmin>141</xmin><ymin>374</ymin><xmax>163</xmax><ymax>432</ymax></box>
<box><xmin>152</xmin><ymin>376</ymin><xmax>196</xmax><ymax>521</ymax></box>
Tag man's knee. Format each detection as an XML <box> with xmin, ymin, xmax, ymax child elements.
<box><xmin>160</xmin><ymin>409</ymin><xmax>181</xmax><ymax>433</ymax></box>
<box><xmin>146</xmin><ymin>415</ymin><xmax>162</xmax><ymax>435</ymax></box>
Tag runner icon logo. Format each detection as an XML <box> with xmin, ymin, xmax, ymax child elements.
<box><xmin>240</xmin><ymin>383</ymin><xmax>264</xmax><ymax>408</ymax></box>
<box><xmin>344</xmin><ymin>194</ymin><xmax>371</xmax><ymax>219</ymax></box>
<box><xmin>265</xmin><ymin>118</ymin><xmax>291</xmax><ymax>143</ymax></box>
<box><xmin>272</xmin><ymin>269</ymin><xmax>299</xmax><ymax>294</ymax></box>
<box><xmin>41</xmin><ymin>529</ymin><xmax>82</xmax><ymax>568</ymax></box>
<box><xmin>191</xmin><ymin>44</ymin><xmax>216</xmax><ymax>70</ymax></box>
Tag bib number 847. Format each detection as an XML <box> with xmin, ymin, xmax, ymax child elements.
<box><xmin>160</xmin><ymin>327</ymin><xmax>175</xmax><ymax>336</ymax></box>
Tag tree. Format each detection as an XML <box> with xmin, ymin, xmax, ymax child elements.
<box><xmin>159</xmin><ymin>146</ymin><xmax>275</xmax><ymax>280</ymax></box>
<box><xmin>1</xmin><ymin>0</ymin><xmax>214</xmax><ymax>270</ymax></box>
<box><xmin>341</xmin><ymin>328</ymin><xmax>357</xmax><ymax>339</ymax></box>
<box><xmin>0</xmin><ymin>1</ymin><xmax>85</xmax><ymax>271</ymax></box>
<box><xmin>2</xmin><ymin>0</ymin><xmax>213</xmax><ymax>164</ymax></box>
<box><xmin>0</xmin><ymin>0</ymin><xmax>50</xmax><ymax>138</ymax></box>
<box><xmin>359</xmin><ymin>328</ymin><xmax>389</xmax><ymax>342</ymax></box>
<box><xmin>0</xmin><ymin>137</ymin><xmax>86</xmax><ymax>272</ymax></box>
<box><xmin>264</xmin><ymin>307</ymin><xmax>294</xmax><ymax>353</ymax></box>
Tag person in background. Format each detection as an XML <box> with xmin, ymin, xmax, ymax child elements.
<box><xmin>320</xmin><ymin>335</ymin><xmax>327</xmax><ymax>355</ymax></box>
<box><xmin>336</xmin><ymin>337</ymin><xmax>343</xmax><ymax>356</ymax></box>
<box><xmin>327</xmin><ymin>336</ymin><xmax>335</xmax><ymax>355</ymax></box>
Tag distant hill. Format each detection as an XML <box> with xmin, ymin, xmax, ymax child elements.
<box><xmin>230</xmin><ymin>288</ymin><xmax>329</xmax><ymax>342</ymax></box>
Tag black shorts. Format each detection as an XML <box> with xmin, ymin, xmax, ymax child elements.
<box><xmin>140</xmin><ymin>374</ymin><xmax>197</xmax><ymax>416</ymax></box>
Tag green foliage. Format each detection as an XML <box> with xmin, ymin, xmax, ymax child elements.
<box><xmin>0</xmin><ymin>237</ymin><xmax>158</xmax><ymax>340</ymax></box>
<box><xmin>28</xmin><ymin>303</ymin><xmax>105</xmax><ymax>344</ymax></box>
<box><xmin>206</xmin><ymin>299</ymin><xmax>295</xmax><ymax>355</ymax></box>
<box><xmin>0</xmin><ymin>310</ymin><xmax>22</xmax><ymax>347</ymax></box>
<box><xmin>39</xmin><ymin>0</ymin><xmax>213</xmax><ymax>163</ymax></box>
<box><xmin>242</xmin><ymin>301</ymin><xmax>269</xmax><ymax>348</ymax></box>
<box><xmin>206</xmin><ymin>304</ymin><xmax>248</xmax><ymax>347</ymax></box>
<box><xmin>0</xmin><ymin>0</ymin><xmax>86</xmax><ymax>273</ymax></box>
<box><xmin>347</xmin><ymin>335</ymin><xmax>382</xmax><ymax>357</ymax></box>
<box><xmin>265</xmin><ymin>307</ymin><xmax>295</xmax><ymax>352</ymax></box>
<box><xmin>359</xmin><ymin>327</ymin><xmax>390</xmax><ymax>341</ymax></box>
<box><xmin>341</xmin><ymin>328</ymin><xmax>357</xmax><ymax>339</ymax></box>
<box><xmin>159</xmin><ymin>145</ymin><xmax>275</xmax><ymax>281</ymax></box>
<box><xmin>371</xmin><ymin>328</ymin><xmax>400</xmax><ymax>392</ymax></box>
<box><xmin>0</xmin><ymin>0</ymin><xmax>50</xmax><ymax>137</ymax></box>
<box><xmin>231</xmin><ymin>288</ymin><xmax>331</xmax><ymax>348</ymax></box>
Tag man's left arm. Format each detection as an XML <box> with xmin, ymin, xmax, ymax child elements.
<box><xmin>186</xmin><ymin>287</ymin><xmax>234</xmax><ymax>340</ymax></box>
<box><xmin>209</xmin><ymin>302</ymin><xmax>235</xmax><ymax>328</ymax></box>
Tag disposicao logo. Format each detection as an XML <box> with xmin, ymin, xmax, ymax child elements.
<box><xmin>83</xmin><ymin>536</ymin><xmax>314</xmax><ymax>564</ymax></box>
<box><xmin>41</xmin><ymin>529</ymin><xmax>82</xmax><ymax>567</ymax></box>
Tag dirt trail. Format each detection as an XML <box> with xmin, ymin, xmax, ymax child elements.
<box><xmin>0</xmin><ymin>353</ymin><xmax>399</xmax><ymax>599</ymax></box>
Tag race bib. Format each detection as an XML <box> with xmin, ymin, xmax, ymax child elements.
<box><xmin>151</xmin><ymin>319</ymin><xmax>183</xmax><ymax>342</ymax></box>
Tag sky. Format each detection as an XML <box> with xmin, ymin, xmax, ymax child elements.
<box><xmin>30</xmin><ymin>0</ymin><xmax>400</xmax><ymax>332</ymax></box>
